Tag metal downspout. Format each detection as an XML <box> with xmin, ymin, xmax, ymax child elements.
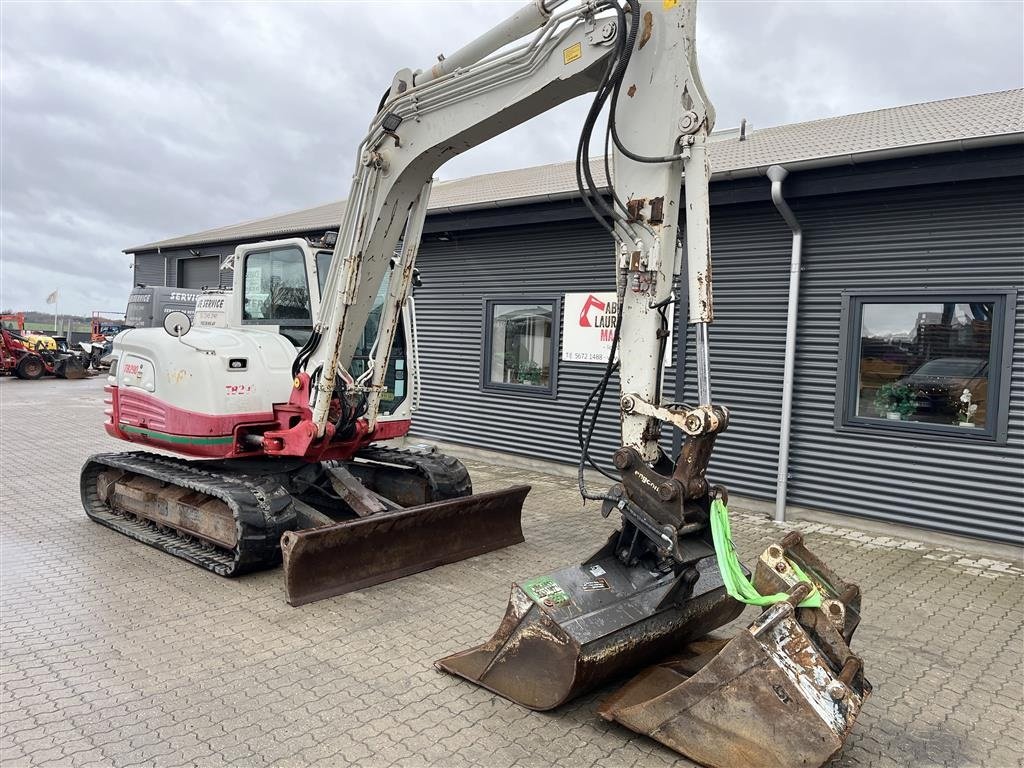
<box><xmin>767</xmin><ymin>165</ymin><xmax>802</xmax><ymax>523</ymax></box>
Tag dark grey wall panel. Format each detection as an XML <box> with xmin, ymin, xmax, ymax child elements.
<box><xmin>133</xmin><ymin>253</ymin><xmax>165</xmax><ymax>287</ymax></box>
<box><xmin>681</xmin><ymin>178</ymin><xmax>1023</xmax><ymax>543</ymax></box>
<box><xmin>413</xmin><ymin>178</ymin><xmax>1023</xmax><ymax>544</ymax></box>
<box><xmin>676</xmin><ymin>204</ymin><xmax>793</xmax><ymax>500</ymax></box>
<box><xmin>178</xmin><ymin>255</ymin><xmax>221</xmax><ymax>289</ymax></box>
<box><xmin>782</xmin><ymin>177</ymin><xmax>1023</xmax><ymax>544</ymax></box>
<box><xmin>410</xmin><ymin>221</ymin><xmax>640</xmax><ymax>473</ymax></box>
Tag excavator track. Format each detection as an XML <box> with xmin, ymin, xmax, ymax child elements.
<box><xmin>347</xmin><ymin>445</ymin><xmax>473</xmax><ymax>504</ymax></box>
<box><xmin>80</xmin><ymin>445</ymin><xmax>479</xmax><ymax>579</ymax></box>
<box><xmin>81</xmin><ymin>451</ymin><xmax>296</xmax><ymax>576</ymax></box>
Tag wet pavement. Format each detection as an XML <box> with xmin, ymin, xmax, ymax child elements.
<box><xmin>2</xmin><ymin>376</ymin><xmax>1022</xmax><ymax>767</ymax></box>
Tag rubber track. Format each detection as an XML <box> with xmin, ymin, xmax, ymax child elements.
<box><xmin>81</xmin><ymin>452</ymin><xmax>296</xmax><ymax>576</ymax></box>
<box><xmin>350</xmin><ymin>445</ymin><xmax>472</xmax><ymax>502</ymax></box>
<box><xmin>81</xmin><ymin>447</ymin><xmax>471</xmax><ymax>578</ymax></box>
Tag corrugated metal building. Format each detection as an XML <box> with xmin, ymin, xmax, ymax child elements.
<box><xmin>126</xmin><ymin>90</ymin><xmax>1024</xmax><ymax>544</ymax></box>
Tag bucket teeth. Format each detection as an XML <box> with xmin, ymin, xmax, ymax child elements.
<box><xmin>600</xmin><ymin>539</ymin><xmax>870</xmax><ymax>768</ymax></box>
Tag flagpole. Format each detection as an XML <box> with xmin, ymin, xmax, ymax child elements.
<box><xmin>54</xmin><ymin>289</ymin><xmax>59</xmax><ymax>334</ymax></box>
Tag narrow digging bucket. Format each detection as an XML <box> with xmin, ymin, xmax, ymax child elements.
<box><xmin>600</xmin><ymin>539</ymin><xmax>871</xmax><ymax>768</ymax></box>
<box><xmin>281</xmin><ymin>485</ymin><xmax>529</xmax><ymax>606</ymax></box>
<box><xmin>599</xmin><ymin>600</ymin><xmax>871</xmax><ymax>768</ymax></box>
<box><xmin>753</xmin><ymin>530</ymin><xmax>862</xmax><ymax>643</ymax></box>
<box><xmin>56</xmin><ymin>356</ymin><xmax>87</xmax><ymax>379</ymax></box>
<box><xmin>435</xmin><ymin>547</ymin><xmax>745</xmax><ymax>710</ymax></box>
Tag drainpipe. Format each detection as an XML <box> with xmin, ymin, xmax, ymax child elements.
<box><xmin>767</xmin><ymin>165</ymin><xmax>802</xmax><ymax>523</ymax></box>
<box><xmin>159</xmin><ymin>246</ymin><xmax>168</xmax><ymax>287</ymax></box>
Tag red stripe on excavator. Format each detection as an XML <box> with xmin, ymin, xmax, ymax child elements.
<box><xmin>104</xmin><ymin>385</ymin><xmax>412</xmax><ymax>460</ymax></box>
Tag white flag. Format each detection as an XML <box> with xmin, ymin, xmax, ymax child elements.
<box><xmin>46</xmin><ymin>290</ymin><xmax>59</xmax><ymax>304</ymax></box>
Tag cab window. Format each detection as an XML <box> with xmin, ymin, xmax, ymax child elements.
<box><xmin>316</xmin><ymin>251</ymin><xmax>332</xmax><ymax>297</ymax></box>
<box><xmin>243</xmin><ymin>247</ymin><xmax>311</xmax><ymax>323</ymax></box>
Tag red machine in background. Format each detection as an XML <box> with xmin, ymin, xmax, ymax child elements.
<box><xmin>1</xmin><ymin>314</ymin><xmax>87</xmax><ymax>380</ymax></box>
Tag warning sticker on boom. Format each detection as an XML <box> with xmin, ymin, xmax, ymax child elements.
<box><xmin>563</xmin><ymin>42</ymin><xmax>582</xmax><ymax>65</ymax></box>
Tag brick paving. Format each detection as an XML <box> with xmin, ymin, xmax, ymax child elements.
<box><xmin>1</xmin><ymin>375</ymin><xmax>1022</xmax><ymax>768</ymax></box>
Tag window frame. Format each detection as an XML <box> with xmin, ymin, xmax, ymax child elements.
<box><xmin>241</xmin><ymin>245</ymin><xmax>312</xmax><ymax>328</ymax></box>
<box><xmin>835</xmin><ymin>288</ymin><xmax>1016</xmax><ymax>443</ymax></box>
<box><xmin>480</xmin><ymin>295</ymin><xmax>561</xmax><ymax>398</ymax></box>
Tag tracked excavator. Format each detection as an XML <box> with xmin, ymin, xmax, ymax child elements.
<box><xmin>82</xmin><ymin>229</ymin><xmax>528</xmax><ymax>605</ymax></box>
<box><xmin>82</xmin><ymin>1</ymin><xmax>868</xmax><ymax>763</ymax></box>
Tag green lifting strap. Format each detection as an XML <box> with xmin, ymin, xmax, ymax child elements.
<box><xmin>710</xmin><ymin>498</ymin><xmax>822</xmax><ymax>608</ymax></box>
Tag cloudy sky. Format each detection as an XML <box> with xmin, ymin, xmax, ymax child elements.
<box><xmin>2</xmin><ymin>0</ymin><xmax>1021</xmax><ymax>315</ymax></box>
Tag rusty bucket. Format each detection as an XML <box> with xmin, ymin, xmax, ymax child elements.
<box><xmin>282</xmin><ymin>485</ymin><xmax>529</xmax><ymax>606</ymax></box>
<box><xmin>753</xmin><ymin>530</ymin><xmax>862</xmax><ymax>643</ymax></box>
<box><xmin>435</xmin><ymin>540</ymin><xmax>744</xmax><ymax>710</ymax></box>
<box><xmin>599</xmin><ymin>542</ymin><xmax>871</xmax><ymax>768</ymax></box>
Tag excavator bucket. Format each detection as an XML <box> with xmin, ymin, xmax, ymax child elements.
<box><xmin>599</xmin><ymin>541</ymin><xmax>870</xmax><ymax>768</ymax></box>
<box><xmin>753</xmin><ymin>530</ymin><xmax>862</xmax><ymax>643</ymax></box>
<box><xmin>435</xmin><ymin>536</ymin><xmax>745</xmax><ymax>710</ymax></box>
<box><xmin>282</xmin><ymin>485</ymin><xmax>529</xmax><ymax>606</ymax></box>
<box><xmin>55</xmin><ymin>355</ymin><xmax>87</xmax><ymax>379</ymax></box>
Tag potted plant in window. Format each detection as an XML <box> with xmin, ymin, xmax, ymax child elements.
<box><xmin>873</xmin><ymin>383</ymin><xmax>917</xmax><ymax>421</ymax></box>
<box><xmin>953</xmin><ymin>388</ymin><xmax>979</xmax><ymax>427</ymax></box>
<box><xmin>518</xmin><ymin>362</ymin><xmax>542</xmax><ymax>386</ymax></box>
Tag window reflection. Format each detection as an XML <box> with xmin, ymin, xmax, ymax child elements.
<box><xmin>490</xmin><ymin>303</ymin><xmax>553</xmax><ymax>388</ymax></box>
<box><xmin>856</xmin><ymin>302</ymin><xmax>992</xmax><ymax>428</ymax></box>
<box><xmin>243</xmin><ymin>248</ymin><xmax>311</xmax><ymax>322</ymax></box>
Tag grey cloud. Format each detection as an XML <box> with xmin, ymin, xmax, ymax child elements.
<box><xmin>2</xmin><ymin>0</ymin><xmax>1020</xmax><ymax>315</ymax></box>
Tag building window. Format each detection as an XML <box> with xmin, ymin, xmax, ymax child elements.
<box><xmin>482</xmin><ymin>297</ymin><xmax>560</xmax><ymax>395</ymax></box>
<box><xmin>242</xmin><ymin>246</ymin><xmax>311</xmax><ymax>323</ymax></box>
<box><xmin>837</xmin><ymin>290</ymin><xmax>1015</xmax><ymax>441</ymax></box>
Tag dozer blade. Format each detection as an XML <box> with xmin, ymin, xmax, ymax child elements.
<box><xmin>598</xmin><ymin>600</ymin><xmax>871</xmax><ymax>768</ymax></box>
<box><xmin>281</xmin><ymin>485</ymin><xmax>529</xmax><ymax>606</ymax></box>
<box><xmin>435</xmin><ymin>543</ymin><xmax>744</xmax><ymax>710</ymax></box>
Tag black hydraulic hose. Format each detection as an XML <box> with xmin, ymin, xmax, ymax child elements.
<box><xmin>576</xmin><ymin>363</ymin><xmax>620</xmax><ymax>482</ymax></box>
<box><xmin>577</xmin><ymin>276</ymin><xmax>627</xmax><ymax>501</ymax></box>
<box><xmin>607</xmin><ymin>2</ymin><xmax>686</xmax><ymax>165</ymax></box>
<box><xmin>573</xmin><ymin>0</ymin><xmax>636</xmax><ymax>236</ymax></box>
<box><xmin>577</xmin><ymin>2</ymin><xmax>629</xmax><ymax>219</ymax></box>
<box><xmin>574</xmin><ymin>56</ymin><xmax>620</xmax><ymax>231</ymax></box>
<box><xmin>292</xmin><ymin>328</ymin><xmax>322</xmax><ymax>378</ymax></box>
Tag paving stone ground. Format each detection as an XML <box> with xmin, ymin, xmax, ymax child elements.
<box><xmin>1</xmin><ymin>375</ymin><xmax>1022</xmax><ymax>768</ymax></box>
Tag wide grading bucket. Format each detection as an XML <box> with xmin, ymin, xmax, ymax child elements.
<box><xmin>435</xmin><ymin>540</ymin><xmax>745</xmax><ymax>710</ymax></box>
<box><xmin>599</xmin><ymin>540</ymin><xmax>871</xmax><ymax>768</ymax></box>
<box><xmin>281</xmin><ymin>485</ymin><xmax>529</xmax><ymax>606</ymax></box>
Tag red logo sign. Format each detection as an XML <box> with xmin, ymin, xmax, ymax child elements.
<box><xmin>578</xmin><ymin>294</ymin><xmax>607</xmax><ymax>327</ymax></box>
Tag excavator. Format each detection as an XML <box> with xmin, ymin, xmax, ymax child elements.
<box><xmin>81</xmin><ymin>1</ymin><xmax>869</xmax><ymax>764</ymax></box>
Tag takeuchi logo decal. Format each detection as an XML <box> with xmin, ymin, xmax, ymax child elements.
<box><xmin>578</xmin><ymin>294</ymin><xmax>617</xmax><ymax>341</ymax></box>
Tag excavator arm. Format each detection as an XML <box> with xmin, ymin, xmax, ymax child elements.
<box><xmin>290</xmin><ymin>0</ymin><xmax>721</xmax><ymax>471</ymax></box>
